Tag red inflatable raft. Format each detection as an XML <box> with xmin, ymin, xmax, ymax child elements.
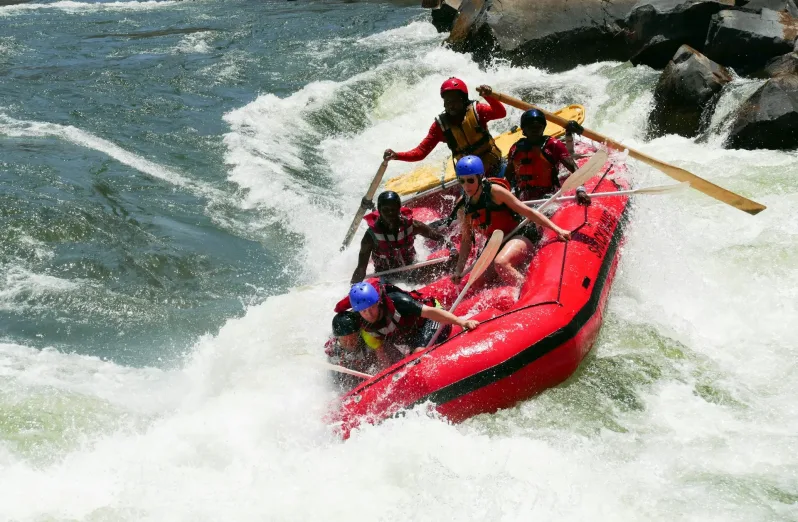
<box><xmin>331</xmin><ymin>148</ymin><xmax>631</xmax><ymax>439</ymax></box>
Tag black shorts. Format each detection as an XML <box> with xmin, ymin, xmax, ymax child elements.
<box><xmin>414</xmin><ymin>318</ymin><xmax>451</xmax><ymax>348</ymax></box>
<box><xmin>517</xmin><ymin>223</ymin><xmax>542</xmax><ymax>243</ymax></box>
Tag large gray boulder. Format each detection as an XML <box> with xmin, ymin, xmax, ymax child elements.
<box><xmin>648</xmin><ymin>45</ymin><xmax>733</xmax><ymax>138</ymax></box>
<box><xmin>447</xmin><ymin>0</ymin><xmax>638</xmax><ymax>72</ymax></box>
<box><xmin>430</xmin><ymin>1</ymin><xmax>460</xmax><ymax>33</ymax></box>
<box><xmin>704</xmin><ymin>8</ymin><xmax>798</xmax><ymax>74</ymax></box>
<box><xmin>725</xmin><ymin>74</ymin><xmax>798</xmax><ymax>149</ymax></box>
<box><xmin>737</xmin><ymin>0</ymin><xmax>798</xmax><ymax>16</ymax></box>
<box><xmin>762</xmin><ymin>52</ymin><xmax>798</xmax><ymax>76</ymax></box>
<box><xmin>625</xmin><ymin>0</ymin><xmax>735</xmax><ymax>69</ymax></box>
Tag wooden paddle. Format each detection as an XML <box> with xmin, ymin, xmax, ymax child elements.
<box><xmin>341</xmin><ymin>160</ymin><xmax>389</xmax><ymax>251</ymax></box>
<box><xmin>309</xmin><ymin>359</ymin><xmax>372</xmax><ymax>380</ymax></box>
<box><xmin>522</xmin><ymin>182</ymin><xmax>689</xmax><ymax>206</ymax></box>
<box><xmin>502</xmin><ymin>150</ymin><xmax>608</xmax><ymax>245</ymax></box>
<box><xmin>425</xmin><ymin>229</ymin><xmax>504</xmax><ymax>348</ymax></box>
<box><xmin>365</xmin><ymin>256</ymin><xmax>451</xmax><ymax>279</ymax></box>
<box><xmin>295</xmin><ymin>256</ymin><xmax>455</xmax><ymax>291</ymax></box>
<box><xmin>491</xmin><ymin>91</ymin><xmax>766</xmax><ymax>216</ymax></box>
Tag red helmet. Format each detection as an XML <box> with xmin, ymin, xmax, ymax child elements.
<box><xmin>440</xmin><ymin>77</ymin><xmax>468</xmax><ymax>97</ymax></box>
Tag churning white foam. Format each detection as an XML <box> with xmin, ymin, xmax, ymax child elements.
<box><xmin>0</xmin><ymin>1</ymin><xmax>179</xmax><ymax>16</ymax></box>
<box><xmin>2</xmin><ymin>13</ymin><xmax>797</xmax><ymax>521</ymax></box>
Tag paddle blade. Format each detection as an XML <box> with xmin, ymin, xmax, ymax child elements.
<box><xmin>425</xmin><ymin>229</ymin><xmax>504</xmax><ymax>348</ymax></box>
<box><xmin>562</xmin><ymin>149</ymin><xmax>609</xmax><ymax>192</ymax></box>
<box><xmin>538</xmin><ymin>149</ymin><xmax>608</xmax><ymax>214</ymax></box>
<box><xmin>465</xmin><ymin>229</ymin><xmax>503</xmax><ymax>291</ymax></box>
<box><xmin>341</xmin><ymin>161</ymin><xmax>389</xmax><ymax>250</ymax></box>
<box><xmin>634</xmin><ymin>155</ymin><xmax>766</xmax><ymax>215</ymax></box>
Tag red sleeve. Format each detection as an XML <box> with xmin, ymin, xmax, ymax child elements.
<box><xmin>545</xmin><ymin>138</ymin><xmax>571</xmax><ymax>165</ymax></box>
<box><xmin>475</xmin><ymin>95</ymin><xmax>507</xmax><ymax>125</ymax></box>
<box><xmin>395</xmin><ymin>121</ymin><xmax>444</xmax><ymax>162</ymax></box>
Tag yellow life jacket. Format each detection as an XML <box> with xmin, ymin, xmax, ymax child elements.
<box><xmin>437</xmin><ymin>102</ymin><xmax>502</xmax><ymax>175</ymax></box>
<box><xmin>361</xmin><ymin>329</ymin><xmax>382</xmax><ymax>350</ymax></box>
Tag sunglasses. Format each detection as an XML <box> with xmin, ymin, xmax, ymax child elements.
<box><xmin>457</xmin><ymin>177</ymin><xmax>479</xmax><ymax>185</ymax></box>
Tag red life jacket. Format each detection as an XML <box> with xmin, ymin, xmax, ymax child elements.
<box><xmin>462</xmin><ymin>178</ymin><xmax>520</xmax><ymax>238</ymax></box>
<box><xmin>510</xmin><ymin>136</ymin><xmax>560</xmax><ymax>200</ymax></box>
<box><xmin>363</xmin><ymin>207</ymin><xmax>416</xmax><ymax>272</ymax></box>
<box><xmin>333</xmin><ymin>279</ymin><xmax>435</xmax><ymax>341</ymax></box>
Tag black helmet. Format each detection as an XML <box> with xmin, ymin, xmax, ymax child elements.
<box><xmin>377</xmin><ymin>190</ymin><xmax>401</xmax><ymax>209</ymax></box>
<box><xmin>520</xmin><ymin>109</ymin><xmax>546</xmax><ymax>128</ymax></box>
<box><xmin>332</xmin><ymin>311</ymin><xmax>360</xmax><ymax>337</ymax></box>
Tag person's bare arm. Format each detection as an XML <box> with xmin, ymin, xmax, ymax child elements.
<box><xmin>350</xmin><ymin>233</ymin><xmax>375</xmax><ymax>283</ymax></box>
<box><xmin>492</xmin><ymin>185</ymin><xmax>570</xmax><ymax>241</ymax></box>
<box><xmin>420</xmin><ymin>305</ymin><xmax>479</xmax><ymax>330</ymax></box>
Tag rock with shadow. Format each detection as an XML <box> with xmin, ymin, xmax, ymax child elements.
<box><xmin>625</xmin><ymin>0</ymin><xmax>736</xmax><ymax>69</ymax></box>
<box><xmin>445</xmin><ymin>0</ymin><xmax>638</xmax><ymax>72</ymax></box>
<box><xmin>704</xmin><ymin>7</ymin><xmax>798</xmax><ymax>75</ymax></box>
<box><xmin>648</xmin><ymin>45</ymin><xmax>733</xmax><ymax>138</ymax></box>
<box><xmin>725</xmin><ymin>74</ymin><xmax>798</xmax><ymax>150</ymax></box>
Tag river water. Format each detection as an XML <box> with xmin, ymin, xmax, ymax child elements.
<box><xmin>1</xmin><ymin>0</ymin><xmax>796</xmax><ymax>520</ymax></box>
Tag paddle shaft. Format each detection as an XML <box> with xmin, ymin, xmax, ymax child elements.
<box><xmin>523</xmin><ymin>183</ymin><xmax>687</xmax><ymax>206</ymax></box>
<box><xmin>491</xmin><ymin>92</ymin><xmax>765</xmax><ymax>216</ymax></box>
<box><xmin>313</xmin><ymin>360</ymin><xmax>372</xmax><ymax>380</ymax></box>
<box><xmin>403</xmin><ymin>179</ymin><xmax>459</xmax><ymax>206</ymax></box>
<box><xmin>366</xmin><ymin>256</ymin><xmax>450</xmax><ymax>278</ymax></box>
<box><xmin>341</xmin><ymin>161</ymin><xmax>389</xmax><ymax>251</ymax></box>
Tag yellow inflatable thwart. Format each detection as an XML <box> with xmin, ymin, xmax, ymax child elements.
<box><xmin>385</xmin><ymin>104</ymin><xmax>585</xmax><ymax>196</ymax></box>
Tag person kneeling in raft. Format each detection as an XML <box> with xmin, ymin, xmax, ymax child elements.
<box><xmin>383</xmin><ymin>79</ymin><xmax>507</xmax><ymax>178</ymax></box>
<box><xmin>325</xmin><ymin>311</ymin><xmax>379</xmax><ymax>390</ymax></box>
<box><xmin>351</xmin><ymin>190</ymin><xmax>452</xmax><ymax>284</ymax></box>
<box><xmin>451</xmin><ymin>155</ymin><xmax>571</xmax><ymax>288</ymax></box>
<box><xmin>335</xmin><ymin>280</ymin><xmax>479</xmax><ymax>370</ymax></box>
<box><xmin>505</xmin><ymin>108</ymin><xmax>591</xmax><ymax>205</ymax></box>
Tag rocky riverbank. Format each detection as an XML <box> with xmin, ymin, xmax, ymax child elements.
<box><xmin>427</xmin><ymin>0</ymin><xmax>798</xmax><ymax>151</ymax></box>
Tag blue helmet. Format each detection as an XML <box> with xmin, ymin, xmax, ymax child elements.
<box><xmin>349</xmin><ymin>282</ymin><xmax>380</xmax><ymax>312</ymax></box>
<box><xmin>520</xmin><ymin>109</ymin><xmax>546</xmax><ymax>128</ymax></box>
<box><xmin>455</xmin><ymin>155</ymin><xmax>484</xmax><ymax>177</ymax></box>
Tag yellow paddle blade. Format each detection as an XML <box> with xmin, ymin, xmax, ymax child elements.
<box><xmin>385</xmin><ymin>104</ymin><xmax>586</xmax><ymax>196</ymax></box>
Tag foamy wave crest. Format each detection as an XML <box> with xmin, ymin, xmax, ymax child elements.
<box><xmin>0</xmin><ymin>114</ymin><xmax>222</xmax><ymax>199</ymax></box>
<box><xmin>0</xmin><ymin>266</ymin><xmax>81</xmax><ymax>312</ymax></box>
<box><xmin>0</xmin><ymin>1</ymin><xmax>178</xmax><ymax>16</ymax></box>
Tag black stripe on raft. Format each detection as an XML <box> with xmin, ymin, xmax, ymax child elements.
<box><xmin>407</xmin><ymin>199</ymin><xmax>630</xmax><ymax>409</ymax></box>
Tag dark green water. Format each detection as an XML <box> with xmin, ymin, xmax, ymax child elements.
<box><xmin>0</xmin><ymin>0</ymin><xmax>421</xmax><ymax>365</ymax></box>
